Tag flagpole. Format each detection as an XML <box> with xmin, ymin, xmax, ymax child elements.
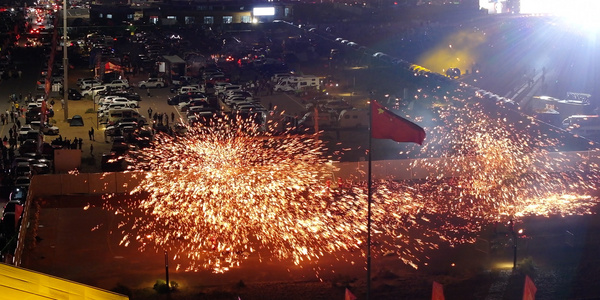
<box><xmin>366</xmin><ymin>99</ymin><xmax>373</xmax><ymax>300</ymax></box>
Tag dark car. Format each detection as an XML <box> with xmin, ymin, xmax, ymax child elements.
<box><xmin>167</xmin><ymin>92</ymin><xmax>205</xmax><ymax>105</ymax></box>
<box><xmin>68</xmin><ymin>88</ymin><xmax>83</xmax><ymax>100</ymax></box>
<box><xmin>134</xmin><ymin>129</ymin><xmax>154</xmax><ymax>148</ymax></box>
<box><xmin>9</xmin><ymin>187</ymin><xmax>27</xmax><ymax>204</ymax></box>
<box><xmin>101</xmin><ymin>152</ymin><xmax>126</xmax><ymax>172</ymax></box>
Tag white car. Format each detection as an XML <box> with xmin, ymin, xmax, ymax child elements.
<box><xmin>225</xmin><ymin>91</ymin><xmax>253</xmax><ymax>102</ymax></box>
<box><xmin>29</xmin><ymin>121</ymin><xmax>59</xmax><ymax>135</ymax></box>
<box><xmin>213</xmin><ymin>82</ymin><xmax>232</xmax><ymax>95</ymax></box>
<box><xmin>177</xmin><ymin>85</ymin><xmax>201</xmax><ymax>95</ymax></box>
<box><xmin>97</xmin><ymin>95</ymin><xmax>124</xmax><ymax>104</ymax></box>
<box><xmin>104</xmin><ymin>79</ymin><xmax>129</xmax><ymax>89</ymax></box>
<box><xmin>227</xmin><ymin>98</ymin><xmax>254</xmax><ymax>108</ymax></box>
<box><xmin>81</xmin><ymin>85</ymin><xmax>108</xmax><ymax>97</ymax></box>
<box><xmin>178</xmin><ymin>98</ymin><xmax>209</xmax><ymax>112</ymax></box>
<box><xmin>77</xmin><ymin>77</ymin><xmax>96</xmax><ymax>85</ymax></box>
<box><xmin>99</xmin><ymin>102</ymin><xmax>135</xmax><ymax>113</ymax></box>
<box><xmin>79</xmin><ymin>79</ymin><xmax>102</xmax><ymax>90</ymax></box>
<box><xmin>138</xmin><ymin>78</ymin><xmax>165</xmax><ymax>88</ymax></box>
<box><xmin>98</xmin><ymin>97</ymin><xmax>138</xmax><ymax>107</ymax></box>
<box><xmin>218</xmin><ymin>84</ymin><xmax>243</xmax><ymax>97</ymax></box>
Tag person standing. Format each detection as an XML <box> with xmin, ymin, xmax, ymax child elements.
<box><xmin>89</xmin><ymin>127</ymin><xmax>95</xmax><ymax>141</ymax></box>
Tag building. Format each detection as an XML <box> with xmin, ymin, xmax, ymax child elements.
<box><xmin>89</xmin><ymin>1</ymin><xmax>293</xmax><ymax>26</ymax></box>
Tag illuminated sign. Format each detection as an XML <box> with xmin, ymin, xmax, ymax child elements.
<box><xmin>253</xmin><ymin>7</ymin><xmax>275</xmax><ymax>16</ymax></box>
<box><xmin>479</xmin><ymin>0</ymin><xmax>508</xmax><ymax>14</ymax></box>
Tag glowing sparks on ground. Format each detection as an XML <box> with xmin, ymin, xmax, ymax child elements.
<box><xmin>99</xmin><ymin>86</ymin><xmax>600</xmax><ymax>273</ymax></box>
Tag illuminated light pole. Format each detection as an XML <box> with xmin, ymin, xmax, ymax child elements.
<box><xmin>62</xmin><ymin>0</ymin><xmax>68</xmax><ymax>121</ymax></box>
<box><xmin>514</xmin><ymin>228</ymin><xmax>524</xmax><ymax>269</ymax></box>
<box><xmin>164</xmin><ymin>250</ymin><xmax>170</xmax><ymax>291</ymax></box>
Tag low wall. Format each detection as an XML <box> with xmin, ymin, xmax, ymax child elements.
<box><xmin>25</xmin><ymin>151</ymin><xmax>600</xmax><ymax>196</ymax></box>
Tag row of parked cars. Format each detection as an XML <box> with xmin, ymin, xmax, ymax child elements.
<box><xmin>165</xmin><ymin>68</ymin><xmax>267</xmax><ymax>126</ymax></box>
<box><xmin>1</xmin><ymin>187</ymin><xmax>27</xmax><ymax>247</ymax></box>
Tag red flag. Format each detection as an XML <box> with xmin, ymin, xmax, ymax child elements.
<box><xmin>345</xmin><ymin>288</ymin><xmax>357</xmax><ymax>300</ymax></box>
<box><xmin>523</xmin><ymin>275</ymin><xmax>537</xmax><ymax>300</ymax></box>
<box><xmin>371</xmin><ymin>100</ymin><xmax>425</xmax><ymax>145</ymax></box>
<box><xmin>432</xmin><ymin>281</ymin><xmax>445</xmax><ymax>300</ymax></box>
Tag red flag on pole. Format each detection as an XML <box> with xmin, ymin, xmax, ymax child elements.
<box><xmin>345</xmin><ymin>288</ymin><xmax>357</xmax><ymax>300</ymax></box>
<box><xmin>371</xmin><ymin>100</ymin><xmax>425</xmax><ymax>145</ymax></box>
<box><xmin>523</xmin><ymin>275</ymin><xmax>537</xmax><ymax>300</ymax></box>
<box><xmin>432</xmin><ymin>281</ymin><xmax>445</xmax><ymax>300</ymax></box>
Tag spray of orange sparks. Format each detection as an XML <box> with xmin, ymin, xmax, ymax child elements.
<box><xmin>100</xmin><ymin>85</ymin><xmax>600</xmax><ymax>273</ymax></box>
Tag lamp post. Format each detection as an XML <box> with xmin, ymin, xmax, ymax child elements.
<box><xmin>164</xmin><ymin>250</ymin><xmax>170</xmax><ymax>291</ymax></box>
<box><xmin>513</xmin><ymin>230</ymin><xmax>517</xmax><ymax>269</ymax></box>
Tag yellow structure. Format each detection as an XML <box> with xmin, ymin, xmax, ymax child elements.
<box><xmin>0</xmin><ymin>263</ymin><xmax>128</xmax><ymax>300</ymax></box>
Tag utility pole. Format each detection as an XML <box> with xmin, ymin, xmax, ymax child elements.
<box><xmin>62</xmin><ymin>0</ymin><xmax>68</xmax><ymax>121</ymax></box>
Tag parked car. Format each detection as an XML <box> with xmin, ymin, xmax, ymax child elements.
<box><xmin>167</xmin><ymin>92</ymin><xmax>204</xmax><ymax>105</ymax></box>
<box><xmin>217</xmin><ymin>84</ymin><xmax>243</xmax><ymax>97</ymax></box>
<box><xmin>104</xmin><ymin>90</ymin><xmax>141</xmax><ymax>101</ymax></box>
<box><xmin>14</xmin><ymin>176</ymin><xmax>31</xmax><ymax>189</ymax></box>
<box><xmin>138</xmin><ymin>78</ymin><xmax>165</xmax><ymax>88</ymax></box>
<box><xmin>178</xmin><ymin>99</ymin><xmax>210</xmax><ymax>112</ymax></box>
<box><xmin>29</xmin><ymin>121</ymin><xmax>60</xmax><ymax>135</ymax></box>
<box><xmin>9</xmin><ymin>187</ymin><xmax>27</xmax><ymax>204</ymax></box>
<box><xmin>36</xmin><ymin>78</ymin><xmax>50</xmax><ymax>90</ymax></box>
<box><xmin>81</xmin><ymin>85</ymin><xmax>108</xmax><ymax>98</ymax></box>
<box><xmin>104</xmin><ymin>79</ymin><xmax>129</xmax><ymax>89</ymax></box>
<box><xmin>77</xmin><ymin>77</ymin><xmax>96</xmax><ymax>85</ymax></box>
<box><xmin>79</xmin><ymin>79</ymin><xmax>102</xmax><ymax>90</ymax></box>
<box><xmin>68</xmin><ymin>88</ymin><xmax>83</xmax><ymax>100</ymax></box>
<box><xmin>99</xmin><ymin>97</ymin><xmax>139</xmax><ymax>108</ymax></box>
<box><xmin>18</xmin><ymin>125</ymin><xmax>35</xmax><ymax>142</ymax></box>
<box><xmin>171</xmin><ymin>75</ymin><xmax>194</xmax><ymax>86</ymax></box>
<box><xmin>176</xmin><ymin>85</ymin><xmax>202</xmax><ymax>95</ymax></box>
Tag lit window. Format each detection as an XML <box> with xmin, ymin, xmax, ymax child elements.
<box><xmin>241</xmin><ymin>15</ymin><xmax>251</xmax><ymax>23</ymax></box>
<box><xmin>204</xmin><ymin>16</ymin><xmax>214</xmax><ymax>24</ymax></box>
<box><xmin>167</xmin><ymin>15</ymin><xmax>176</xmax><ymax>19</ymax></box>
<box><xmin>223</xmin><ymin>16</ymin><xmax>232</xmax><ymax>24</ymax></box>
<box><xmin>106</xmin><ymin>14</ymin><xmax>112</xmax><ymax>19</ymax></box>
<box><xmin>185</xmin><ymin>16</ymin><xmax>195</xmax><ymax>24</ymax></box>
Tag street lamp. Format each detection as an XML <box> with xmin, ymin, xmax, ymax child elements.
<box><xmin>164</xmin><ymin>250</ymin><xmax>170</xmax><ymax>291</ymax></box>
<box><xmin>513</xmin><ymin>226</ymin><xmax>524</xmax><ymax>269</ymax></box>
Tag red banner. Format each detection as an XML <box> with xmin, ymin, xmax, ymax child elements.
<box><xmin>432</xmin><ymin>281</ymin><xmax>445</xmax><ymax>300</ymax></box>
<box><xmin>523</xmin><ymin>275</ymin><xmax>537</xmax><ymax>300</ymax></box>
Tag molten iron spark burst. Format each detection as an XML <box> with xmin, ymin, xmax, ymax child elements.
<box><xmin>100</xmin><ymin>84</ymin><xmax>600</xmax><ymax>273</ymax></box>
